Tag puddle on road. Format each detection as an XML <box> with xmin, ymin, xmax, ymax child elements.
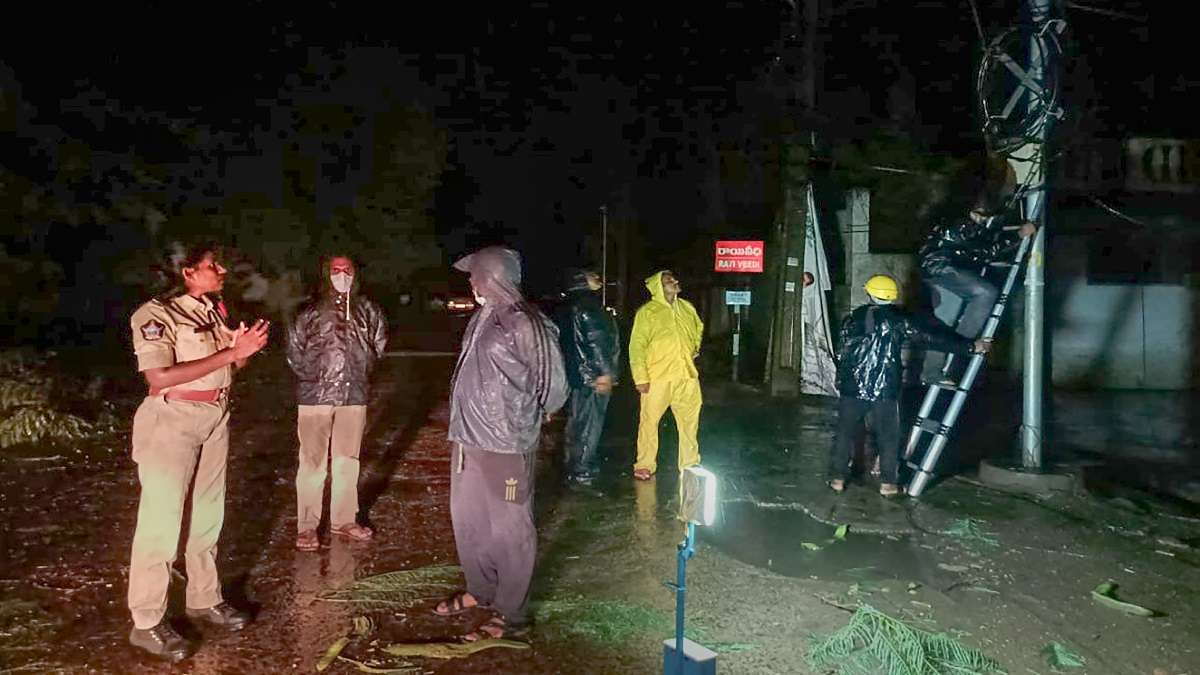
<box><xmin>705</xmin><ymin>502</ymin><xmax>937</xmax><ymax>585</ymax></box>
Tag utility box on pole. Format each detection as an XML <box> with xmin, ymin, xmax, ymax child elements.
<box><xmin>767</xmin><ymin>146</ymin><xmax>808</xmax><ymax>397</ymax></box>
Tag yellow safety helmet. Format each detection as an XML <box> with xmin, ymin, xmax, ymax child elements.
<box><xmin>863</xmin><ymin>274</ymin><xmax>899</xmax><ymax>301</ymax></box>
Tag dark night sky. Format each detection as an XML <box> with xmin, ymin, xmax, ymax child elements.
<box><xmin>1</xmin><ymin>0</ymin><xmax>1184</xmax><ymax>292</ymax></box>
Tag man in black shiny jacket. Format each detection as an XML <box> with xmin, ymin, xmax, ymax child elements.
<box><xmin>286</xmin><ymin>254</ymin><xmax>388</xmax><ymax>550</ymax></box>
<box><xmin>554</xmin><ymin>268</ymin><xmax>621</xmax><ymax>484</ymax></box>
<box><xmin>831</xmin><ymin>275</ymin><xmax>990</xmax><ymax>496</ymax></box>
<box><xmin>918</xmin><ymin>195</ymin><xmax>1037</xmax><ymax>383</ymax></box>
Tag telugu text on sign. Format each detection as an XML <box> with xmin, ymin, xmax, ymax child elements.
<box><xmin>714</xmin><ymin>240</ymin><xmax>764</xmax><ymax>273</ymax></box>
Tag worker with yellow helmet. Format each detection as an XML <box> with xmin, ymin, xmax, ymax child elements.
<box><xmin>829</xmin><ymin>275</ymin><xmax>991</xmax><ymax>496</ymax></box>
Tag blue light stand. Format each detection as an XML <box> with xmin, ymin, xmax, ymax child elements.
<box><xmin>662</xmin><ymin>522</ymin><xmax>716</xmax><ymax>675</ymax></box>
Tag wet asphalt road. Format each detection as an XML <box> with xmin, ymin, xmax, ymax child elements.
<box><xmin>1</xmin><ymin>353</ymin><xmax>495</xmax><ymax>674</ymax></box>
<box><xmin>4</xmin><ymin>323</ymin><xmax>1200</xmax><ymax>673</ymax></box>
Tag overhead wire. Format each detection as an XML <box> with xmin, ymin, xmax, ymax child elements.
<box><xmin>964</xmin><ymin>0</ymin><xmax>987</xmax><ymax>44</ymax></box>
<box><xmin>1061</xmin><ymin>1</ymin><xmax>1147</xmax><ymax>23</ymax></box>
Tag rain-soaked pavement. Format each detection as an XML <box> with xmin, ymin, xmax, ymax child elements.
<box><xmin>3</xmin><ymin>343</ymin><xmax>1200</xmax><ymax>674</ymax></box>
<box><xmin>0</xmin><ymin>348</ymin><xmax>676</xmax><ymax>674</ymax></box>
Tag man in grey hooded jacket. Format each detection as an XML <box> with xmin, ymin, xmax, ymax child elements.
<box><xmin>435</xmin><ymin>246</ymin><xmax>568</xmax><ymax>641</ymax></box>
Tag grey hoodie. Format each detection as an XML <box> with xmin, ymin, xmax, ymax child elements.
<box><xmin>448</xmin><ymin>247</ymin><xmax>568</xmax><ymax>453</ymax></box>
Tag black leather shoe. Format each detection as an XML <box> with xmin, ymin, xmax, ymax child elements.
<box><xmin>129</xmin><ymin>621</ymin><xmax>192</xmax><ymax>662</ymax></box>
<box><xmin>185</xmin><ymin>602</ymin><xmax>251</xmax><ymax>631</ymax></box>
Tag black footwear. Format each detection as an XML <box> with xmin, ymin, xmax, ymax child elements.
<box><xmin>129</xmin><ymin>621</ymin><xmax>192</xmax><ymax>662</ymax></box>
<box><xmin>568</xmin><ymin>470</ymin><xmax>597</xmax><ymax>485</ymax></box>
<box><xmin>185</xmin><ymin>602</ymin><xmax>251</xmax><ymax>631</ymax></box>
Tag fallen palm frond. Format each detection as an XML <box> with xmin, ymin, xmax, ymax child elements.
<box><xmin>943</xmin><ymin>518</ymin><xmax>1000</xmax><ymax>547</ymax></box>
<box><xmin>330</xmin><ymin>636</ymin><xmax>526</xmax><ymax>672</ymax></box>
<box><xmin>315</xmin><ymin>637</ymin><xmax>351</xmax><ymax>672</ymax></box>
<box><xmin>335</xmin><ymin>656</ymin><xmax>420</xmax><ymax>674</ymax></box>
<box><xmin>0</xmin><ymin>663</ymin><xmax>65</xmax><ymax>674</ymax></box>
<box><xmin>382</xmin><ymin>639</ymin><xmax>530</xmax><ymax>659</ymax></box>
<box><xmin>1042</xmin><ymin>641</ymin><xmax>1085</xmax><ymax>670</ymax></box>
<box><xmin>808</xmin><ymin>604</ymin><xmax>1005</xmax><ymax>675</ymax></box>
<box><xmin>0</xmin><ymin>352</ymin><xmax>98</xmax><ymax>450</ymax></box>
<box><xmin>1090</xmin><ymin>582</ymin><xmax>1158</xmax><ymax>617</ymax></box>
<box><xmin>707</xmin><ymin>641</ymin><xmax>757</xmax><ymax>654</ymax></box>
<box><xmin>315</xmin><ymin>564</ymin><xmax>461</xmax><ymax>607</ymax></box>
<box><xmin>0</xmin><ymin>407</ymin><xmax>93</xmax><ymax>449</ymax></box>
<box><xmin>802</xmin><ymin>523</ymin><xmax>850</xmax><ymax>551</ymax></box>
<box><xmin>315</xmin><ymin>616</ymin><xmax>375</xmax><ymax>672</ymax></box>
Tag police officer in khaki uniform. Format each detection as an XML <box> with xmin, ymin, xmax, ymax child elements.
<box><xmin>126</xmin><ymin>245</ymin><xmax>269</xmax><ymax>662</ymax></box>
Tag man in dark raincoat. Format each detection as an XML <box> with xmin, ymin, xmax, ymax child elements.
<box><xmin>918</xmin><ymin>193</ymin><xmax>1036</xmax><ymax>383</ymax></box>
<box><xmin>435</xmin><ymin>246</ymin><xmax>568</xmax><ymax>641</ymax></box>
<box><xmin>554</xmin><ymin>268</ymin><xmax>621</xmax><ymax>485</ymax></box>
<box><xmin>831</xmin><ymin>274</ymin><xmax>990</xmax><ymax>497</ymax></box>
<box><xmin>286</xmin><ymin>254</ymin><xmax>388</xmax><ymax>551</ymax></box>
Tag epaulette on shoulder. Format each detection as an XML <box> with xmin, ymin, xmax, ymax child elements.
<box><xmin>138</xmin><ymin>298</ymin><xmax>167</xmax><ymax>312</ymax></box>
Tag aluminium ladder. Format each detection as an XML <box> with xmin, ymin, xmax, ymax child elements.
<box><xmin>903</xmin><ymin>219</ymin><xmax>1035</xmax><ymax>497</ymax></box>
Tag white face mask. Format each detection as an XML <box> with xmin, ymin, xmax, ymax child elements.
<box><xmin>331</xmin><ymin>272</ymin><xmax>353</xmax><ymax>294</ymax></box>
<box><xmin>473</xmin><ymin>292</ymin><xmax>487</xmax><ymax>306</ymax></box>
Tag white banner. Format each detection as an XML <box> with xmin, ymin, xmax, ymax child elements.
<box><xmin>801</xmin><ymin>183</ymin><xmax>839</xmax><ymax>397</ymax></box>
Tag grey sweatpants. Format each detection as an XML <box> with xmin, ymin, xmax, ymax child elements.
<box><xmin>450</xmin><ymin>443</ymin><xmax>537</xmax><ymax>624</ymax></box>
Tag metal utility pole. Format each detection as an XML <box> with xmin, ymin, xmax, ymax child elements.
<box><xmin>978</xmin><ymin>0</ymin><xmax>1062</xmax><ymax>471</ymax></box>
<box><xmin>1019</xmin><ymin>0</ymin><xmax>1052</xmax><ymax>469</ymax></box>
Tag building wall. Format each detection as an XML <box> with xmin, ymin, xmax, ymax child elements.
<box><xmin>834</xmin><ymin>189</ymin><xmax>920</xmax><ymax>311</ymax></box>
<box><xmin>1048</xmin><ymin>235</ymin><xmax>1199</xmax><ymax>390</ymax></box>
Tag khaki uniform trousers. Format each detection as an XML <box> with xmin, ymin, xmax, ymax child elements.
<box><xmin>295</xmin><ymin>405</ymin><xmax>367</xmax><ymax>533</ymax></box>
<box><xmin>128</xmin><ymin>396</ymin><xmax>229</xmax><ymax>629</ymax></box>
<box><xmin>634</xmin><ymin>377</ymin><xmax>702</xmax><ymax>474</ymax></box>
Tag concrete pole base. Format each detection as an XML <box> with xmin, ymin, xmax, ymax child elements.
<box><xmin>977</xmin><ymin>459</ymin><xmax>1080</xmax><ymax>498</ymax></box>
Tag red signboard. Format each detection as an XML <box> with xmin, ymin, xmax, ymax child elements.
<box><xmin>714</xmin><ymin>240</ymin><xmax>764</xmax><ymax>273</ymax></box>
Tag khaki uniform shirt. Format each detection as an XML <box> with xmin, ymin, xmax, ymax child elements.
<box><xmin>130</xmin><ymin>293</ymin><xmax>233</xmax><ymax>393</ymax></box>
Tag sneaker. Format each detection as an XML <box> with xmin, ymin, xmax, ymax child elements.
<box><xmin>185</xmin><ymin>602</ymin><xmax>251</xmax><ymax>631</ymax></box>
<box><xmin>129</xmin><ymin>621</ymin><xmax>192</xmax><ymax>662</ymax></box>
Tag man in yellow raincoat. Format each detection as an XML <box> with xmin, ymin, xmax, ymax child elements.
<box><xmin>629</xmin><ymin>270</ymin><xmax>704</xmax><ymax>480</ymax></box>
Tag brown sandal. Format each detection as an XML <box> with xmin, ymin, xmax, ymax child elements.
<box><xmin>296</xmin><ymin>529</ymin><xmax>319</xmax><ymax>552</ymax></box>
<box><xmin>879</xmin><ymin>483</ymin><xmax>902</xmax><ymax>497</ymax></box>
<box><xmin>434</xmin><ymin>591</ymin><xmax>484</xmax><ymax>617</ymax></box>
<box><xmin>331</xmin><ymin>523</ymin><xmax>374</xmax><ymax>542</ymax></box>
<box><xmin>463</xmin><ymin>615</ymin><xmax>528</xmax><ymax>642</ymax></box>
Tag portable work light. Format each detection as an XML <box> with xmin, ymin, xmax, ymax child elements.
<box><xmin>679</xmin><ymin>465</ymin><xmax>718</xmax><ymax>526</ymax></box>
<box><xmin>663</xmin><ymin>466</ymin><xmax>719</xmax><ymax>675</ymax></box>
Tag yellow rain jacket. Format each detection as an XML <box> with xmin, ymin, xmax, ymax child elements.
<box><xmin>629</xmin><ymin>271</ymin><xmax>704</xmax><ymax>385</ymax></box>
